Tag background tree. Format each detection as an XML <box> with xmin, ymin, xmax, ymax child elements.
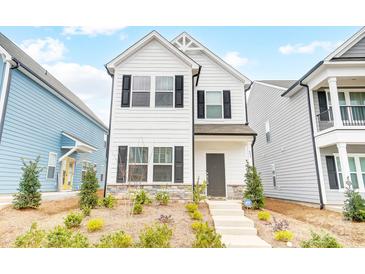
<box><xmin>243</xmin><ymin>161</ymin><xmax>265</xmax><ymax>209</ymax></box>
<box><xmin>79</xmin><ymin>167</ymin><xmax>99</xmax><ymax>209</ymax></box>
<box><xmin>13</xmin><ymin>157</ymin><xmax>43</xmax><ymax>209</ymax></box>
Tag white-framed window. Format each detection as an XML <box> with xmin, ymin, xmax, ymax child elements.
<box><xmin>82</xmin><ymin>161</ymin><xmax>93</xmax><ymax>181</ymax></box>
<box><xmin>334</xmin><ymin>154</ymin><xmax>365</xmax><ymax>191</ymax></box>
<box><xmin>155</xmin><ymin>76</ymin><xmax>173</xmax><ymax>107</ymax></box>
<box><xmin>47</xmin><ymin>152</ymin><xmax>57</xmax><ymax>179</ymax></box>
<box><xmin>132</xmin><ymin>76</ymin><xmax>151</xmax><ymax>107</ymax></box>
<box><xmin>265</xmin><ymin>120</ymin><xmax>271</xmax><ymax>143</ymax></box>
<box><xmin>206</xmin><ymin>91</ymin><xmax>223</xmax><ymax>119</ymax></box>
<box><xmin>128</xmin><ymin>147</ymin><xmax>148</xmax><ymax>182</ymax></box>
<box><xmin>153</xmin><ymin>147</ymin><xmax>173</xmax><ymax>182</ymax></box>
<box><xmin>271</xmin><ymin>164</ymin><xmax>276</xmax><ymax>187</ymax></box>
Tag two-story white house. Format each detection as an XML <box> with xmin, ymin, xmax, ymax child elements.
<box><xmin>104</xmin><ymin>31</ymin><xmax>255</xmax><ymax>199</ymax></box>
<box><xmin>249</xmin><ymin>27</ymin><xmax>365</xmax><ymax>207</ymax></box>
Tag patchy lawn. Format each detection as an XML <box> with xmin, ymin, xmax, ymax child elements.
<box><xmin>245</xmin><ymin>198</ymin><xmax>365</xmax><ymax>248</ymax></box>
<box><xmin>0</xmin><ymin>198</ymin><xmax>212</xmax><ymax>248</ymax></box>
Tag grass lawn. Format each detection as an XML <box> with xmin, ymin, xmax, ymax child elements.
<box><xmin>0</xmin><ymin>197</ymin><xmax>213</xmax><ymax>248</ymax></box>
<box><xmin>245</xmin><ymin>198</ymin><xmax>365</xmax><ymax>248</ymax></box>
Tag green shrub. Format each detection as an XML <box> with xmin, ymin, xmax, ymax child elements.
<box><xmin>274</xmin><ymin>230</ymin><xmax>294</xmax><ymax>242</ymax></box>
<box><xmin>190</xmin><ymin>210</ymin><xmax>203</xmax><ymax>221</ymax></box>
<box><xmin>64</xmin><ymin>212</ymin><xmax>83</xmax><ymax>229</ymax></box>
<box><xmin>138</xmin><ymin>223</ymin><xmax>172</xmax><ymax>248</ymax></box>
<box><xmin>133</xmin><ymin>202</ymin><xmax>143</xmax><ymax>215</ymax></box>
<box><xmin>87</xmin><ymin>218</ymin><xmax>104</xmax><ymax>232</ymax></box>
<box><xmin>79</xmin><ymin>167</ymin><xmax>99</xmax><ymax>209</ymax></box>
<box><xmin>258</xmin><ymin>211</ymin><xmax>271</xmax><ymax>221</ymax></box>
<box><xmin>343</xmin><ymin>185</ymin><xmax>365</xmax><ymax>222</ymax></box>
<box><xmin>193</xmin><ymin>180</ymin><xmax>207</xmax><ymax>204</ymax></box>
<box><xmin>192</xmin><ymin>222</ymin><xmax>225</xmax><ymax>248</ymax></box>
<box><xmin>155</xmin><ymin>191</ymin><xmax>170</xmax><ymax>205</ymax></box>
<box><xmin>13</xmin><ymin>157</ymin><xmax>42</xmax><ymax>209</ymax></box>
<box><xmin>82</xmin><ymin>206</ymin><xmax>91</xmax><ymax>217</ymax></box>
<box><xmin>191</xmin><ymin>221</ymin><xmax>205</xmax><ymax>233</ymax></box>
<box><xmin>103</xmin><ymin>194</ymin><xmax>117</xmax><ymax>208</ymax></box>
<box><xmin>300</xmin><ymin>231</ymin><xmax>343</xmax><ymax>248</ymax></box>
<box><xmin>243</xmin><ymin>161</ymin><xmax>265</xmax><ymax>209</ymax></box>
<box><xmin>185</xmin><ymin>202</ymin><xmax>198</xmax><ymax>213</ymax></box>
<box><xmin>97</xmin><ymin>231</ymin><xmax>133</xmax><ymax>248</ymax></box>
<box><xmin>133</xmin><ymin>190</ymin><xmax>152</xmax><ymax>205</ymax></box>
<box><xmin>97</xmin><ymin>198</ymin><xmax>105</xmax><ymax>207</ymax></box>
<box><xmin>46</xmin><ymin>225</ymin><xmax>89</xmax><ymax>248</ymax></box>
<box><xmin>14</xmin><ymin>223</ymin><xmax>46</xmax><ymax>248</ymax></box>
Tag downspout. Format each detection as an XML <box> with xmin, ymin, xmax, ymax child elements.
<box><xmin>103</xmin><ymin>67</ymin><xmax>115</xmax><ymax>197</ymax></box>
<box><xmin>301</xmin><ymin>81</ymin><xmax>324</xmax><ymax>209</ymax></box>
<box><xmin>192</xmin><ymin>66</ymin><xmax>201</xmax><ymax>192</ymax></box>
<box><xmin>244</xmin><ymin>81</ymin><xmax>253</xmax><ymax>125</ymax></box>
<box><xmin>251</xmin><ymin>135</ymin><xmax>256</xmax><ymax>166</ymax></box>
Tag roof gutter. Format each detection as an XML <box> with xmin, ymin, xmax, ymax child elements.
<box><xmin>301</xmin><ymin>81</ymin><xmax>324</xmax><ymax>209</ymax></box>
<box><xmin>244</xmin><ymin>81</ymin><xmax>253</xmax><ymax>125</ymax></box>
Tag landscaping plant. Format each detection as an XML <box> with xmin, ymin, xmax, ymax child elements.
<box><xmin>46</xmin><ymin>225</ymin><xmax>89</xmax><ymax>248</ymax></box>
<box><xmin>193</xmin><ymin>180</ymin><xmax>207</xmax><ymax>204</ymax></box>
<box><xmin>79</xmin><ymin>167</ymin><xmax>99</xmax><ymax>209</ymax></box>
<box><xmin>87</xmin><ymin>218</ymin><xmax>104</xmax><ymax>232</ymax></box>
<box><xmin>191</xmin><ymin>221</ymin><xmax>204</xmax><ymax>232</ymax></box>
<box><xmin>132</xmin><ymin>202</ymin><xmax>143</xmax><ymax>215</ymax></box>
<box><xmin>158</xmin><ymin>214</ymin><xmax>173</xmax><ymax>224</ymax></box>
<box><xmin>185</xmin><ymin>202</ymin><xmax>198</xmax><ymax>213</ymax></box>
<box><xmin>102</xmin><ymin>194</ymin><xmax>117</xmax><ymax>208</ymax></box>
<box><xmin>300</xmin><ymin>231</ymin><xmax>343</xmax><ymax>248</ymax></box>
<box><xmin>97</xmin><ymin>231</ymin><xmax>134</xmax><ymax>248</ymax></box>
<box><xmin>138</xmin><ymin>223</ymin><xmax>172</xmax><ymax>248</ymax></box>
<box><xmin>258</xmin><ymin>211</ymin><xmax>271</xmax><ymax>221</ymax></box>
<box><xmin>190</xmin><ymin>210</ymin><xmax>203</xmax><ymax>221</ymax></box>
<box><xmin>155</xmin><ymin>191</ymin><xmax>170</xmax><ymax>205</ymax></box>
<box><xmin>343</xmin><ymin>183</ymin><xmax>365</xmax><ymax>222</ymax></box>
<box><xmin>13</xmin><ymin>157</ymin><xmax>43</xmax><ymax>209</ymax></box>
<box><xmin>64</xmin><ymin>212</ymin><xmax>84</xmax><ymax>229</ymax></box>
<box><xmin>133</xmin><ymin>189</ymin><xmax>152</xmax><ymax>205</ymax></box>
<box><xmin>274</xmin><ymin>230</ymin><xmax>294</xmax><ymax>242</ymax></box>
<box><xmin>14</xmin><ymin>222</ymin><xmax>46</xmax><ymax>248</ymax></box>
<box><xmin>192</xmin><ymin>222</ymin><xmax>225</xmax><ymax>248</ymax></box>
<box><xmin>243</xmin><ymin>161</ymin><xmax>265</xmax><ymax>209</ymax></box>
<box><xmin>82</xmin><ymin>205</ymin><xmax>91</xmax><ymax>217</ymax></box>
<box><xmin>272</xmin><ymin>217</ymin><xmax>289</xmax><ymax>232</ymax></box>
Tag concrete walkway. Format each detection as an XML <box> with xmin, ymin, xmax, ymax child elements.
<box><xmin>207</xmin><ymin>200</ymin><xmax>271</xmax><ymax>248</ymax></box>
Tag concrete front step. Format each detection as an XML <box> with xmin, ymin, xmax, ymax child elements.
<box><xmin>222</xmin><ymin>235</ymin><xmax>271</xmax><ymax>248</ymax></box>
<box><xmin>216</xmin><ymin>226</ymin><xmax>257</xmax><ymax>236</ymax></box>
<box><xmin>213</xmin><ymin>216</ymin><xmax>254</xmax><ymax>228</ymax></box>
<box><xmin>207</xmin><ymin>201</ymin><xmax>242</xmax><ymax>210</ymax></box>
<box><xmin>210</xmin><ymin>209</ymin><xmax>244</xmax><ymax>216</ymax></box>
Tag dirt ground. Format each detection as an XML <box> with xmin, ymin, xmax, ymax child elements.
<box><xmin>0</xmin><ymin>198</ymin><xmax>212</xmax><ymax>248</ymax></box>
<box><xmin>245</xmin><ymin>198</ymin><xmax>365</xmax><ymax>248</ymax></box>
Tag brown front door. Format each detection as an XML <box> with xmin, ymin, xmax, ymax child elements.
<box><xmin>206</xmin><ymin>153</ymin><xmax>226</xmax><ymax>197</ymax></box>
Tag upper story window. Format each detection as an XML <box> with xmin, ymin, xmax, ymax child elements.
<box><xmin>155</xmin><ymin>76</ymin><xmax>173</xmax><ymax>107</ymax></box>
<box><xmin>132</xmin><ymin>76</ymin><xmax>151</xmax><ymax>107</ymax></box>
<box><xmin>206</xmin><ymin>91</ymin><xmax>223</xmax><ymax>119</ymax></box>
<box><xmin>265</xmin><ymin>120</ymin><xmax>271</xmax><ymax>143</ymax></box>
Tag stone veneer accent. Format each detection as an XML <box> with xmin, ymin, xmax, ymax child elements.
<box><xmin>227</xmin><ymin>185</ymin><xmax>244</xmax><ymax>200</ymax></box>
<box><xmin>107</xmin><ymin>184</ymin><xmax>193</xmax><ymax>200</ymax></box>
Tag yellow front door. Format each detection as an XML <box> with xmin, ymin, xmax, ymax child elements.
<box><xmin>62</xmin><ymin>157</ymin><xmax>75</xmax><ymax>191</ymax></box>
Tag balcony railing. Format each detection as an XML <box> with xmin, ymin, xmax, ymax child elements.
<box><xmin>316</xmin><ymin>106</ymin><xmax>365</xmax><ymax>131</ymax></box>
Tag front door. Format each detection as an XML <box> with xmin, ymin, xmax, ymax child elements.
<box><xmin>61</xmin><ymin>157</ymin><xmax>75</xmax><ymax>191</ymax></box>
<box><xmin>206</xmin><ymin>153</ymin><xmax>226</xmax><ymax>197</ymax></box>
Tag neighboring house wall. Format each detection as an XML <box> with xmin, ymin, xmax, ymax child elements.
<box><xmin>186</xmin><ymin>51</ymin><xmax>246</xmax><ymax>124</ymax></box>
<box><xmin>107</xmin><ymin>39</ymin><xmax>193</xmax><ymax>185</ymax></box>
<box><xmin>0</xmin><ymin>69</ymin><xmax>107</xmax><ymax>193</ymax></box>
<box><xmin>248</xmin><ymin>83</ymin><xmax>320</xmax><ymax>204</ymax></box>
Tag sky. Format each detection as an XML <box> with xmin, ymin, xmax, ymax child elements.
<box><xmin>0</xmin><ymin>26</ymin><xmax>361</xmax><ymax>124</ymax></box>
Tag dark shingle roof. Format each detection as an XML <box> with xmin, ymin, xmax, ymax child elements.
<box><xmin>0</xmin><ymin>32</ymin><xmax>107</xmax><ymax>130</ymax></box>
<box><xmin>257</xmin><ymin>80</ymin><xmax>297</xmax><ymax>89</ymax></box>
<box><xmin>194</xmin><ymin>124</ymin><xmax>256</xmax><ymax>135</ymax></box>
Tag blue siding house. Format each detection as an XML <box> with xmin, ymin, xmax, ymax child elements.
<box><xmin>0</xmin><ymin>33</ymin><xmax>108</xmax><ymax>194</ymax></box>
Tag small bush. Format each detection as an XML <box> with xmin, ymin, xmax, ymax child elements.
<box><xmin>272</xmin><ymin>217</ymin><xmax>289</xmax><ymax>232</ymax></box>
<box><xmin>190</xmin><ymin>210</ymin><xmax>203</xmax><ymax>221</ymax></box>
<box><xmin>82</xmin><ymin>206</ymin><xmax>91</xmax><ymax>217</ymax></box>
<box><xmin>46</xmin><ymin>225</ymin><xmax>89</xmax><ymax>248</ymax></box>
<box><xmin>87</xmin><ymin>218</ymin><xmax>104</xmax><ymax>232</ymax></box>
<box><xmin>138</xmin><ymin>223</ymin><xmax>172</xmax><ymax>248</ymax></box>
<box><xmin>191</xmin><ymin>221</ymin><xmax>205</xmax><ymax>233</ymax></box>
<box><xmin>158</xmin><ymin>214</ymin><xmax>173</xmax><ymax>224</ymax></box>
<box><xmin>97</xmin><ymin>198</ymin><xmax>105</xmax><ymax>207</ymax></box>
<box><xmin>343</xmin><ymin>185</ymin><xmax>365</xmax><ymax>222</ymax></box>
<box><xmin>14</xmin><ymin>223</ymin><xmax>46</xmax><ymax>248</ymax></box>
<box><xmin>258</xmin><ymin>211</ymin><xmax>271</xmax><ymax>221</ymax></box>
<box><xmin>133</xmin><ymin>202</ymin><xmax>143</xmax><ymax>215</ymax></box>
<box><xmin>193</xmin><ymin>180</ymin><xmax>207</xmax><ymax>204</ymax></box>
<box><xmin>274</xmin><ymin>230</ymin><xmax>294</xmax><ymax>242</ymax></box>
<box><xmin>155</xmin><ymin>191</ymin><xmax>170</xmax><ymax>205</ymax></box>
<box><xmin>192</xmin><ymin>222</ymin><xmax>225</xmax><ymax>248</ymax></box>
<box><xmin>133</xmin><ymin>190</ymin><xmax>152</xmax><ymax>205</ymax></box>
<box><xmin>103</xmin><ymin>194</ymin><xmax>117</xmax><ymax>208</ymax></box>
<box><xmin>185</xmin><ymin>203</ymin><xmax>198</xmax><ymax>213</ymax></box>
<box><xmin>79</xmin><ymin>167</ymin><xmax>99</xmax><ymax>209</ymax></box>
<box><xmin>300</xmin><ymin>231</ymin><xmax>343</xmax><ymax>248</ymax></box>
<box><xmin>97</xmin><ymin>231</ymin><xmax>133</xmax><ymax>248</ymax></box>
<box><xmin>64</xmin><ymin>212</ymin><xmax>83</xmax><ymax>229</ymax></box>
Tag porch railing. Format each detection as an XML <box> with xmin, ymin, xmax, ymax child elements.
<box><xmin>316</xmin><ymin>107</ymin><xmax>334</xmax><ymax>131</ymax></box>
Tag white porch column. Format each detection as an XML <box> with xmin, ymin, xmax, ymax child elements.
<box><xmin>328</xmin><ymin>77</ymin><xmax>342</xmax><ymax>128</ymax></box>
<box><xmin>337</xmin><ymin>143</ymin><xmax>351</xmax><ymax>188</ymax></box>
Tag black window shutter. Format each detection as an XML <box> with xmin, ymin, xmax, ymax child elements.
<box><xmin>223</xmin><ymin>90</ymin><xmax>231</xmax><ymax>119</ymax></box>
<box><xmin>116</xmin><ymin>146</ymin><xmax>128</xmax><ymax>183</ymax></box>
<box><xmin>318</xmin><ymin>91</ymin><xmax>329</xmax><ymax>121</ymax></box>
<box><xmin>121</xmin><ymin>75</ymin><xmax>131</xmax><ymax>107</ymax></box>
<box><xmin>326</xmin><ymin>156</ymin><xmax>339</xmax><ymax>189</ymax></box>
<box><xmin>175</xmin><ymin>75</ymin><xmax>184</xmax><ymax>108</ymax></box>
<box><xmin>174</xmin><ymin>146</ymin><xmax>184</xmax><ymax>183</ymax></box>
<box><xmin>197</xmin><ymin>90</ymin><xmax>205</xmax><ymax>119</ymax></box>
